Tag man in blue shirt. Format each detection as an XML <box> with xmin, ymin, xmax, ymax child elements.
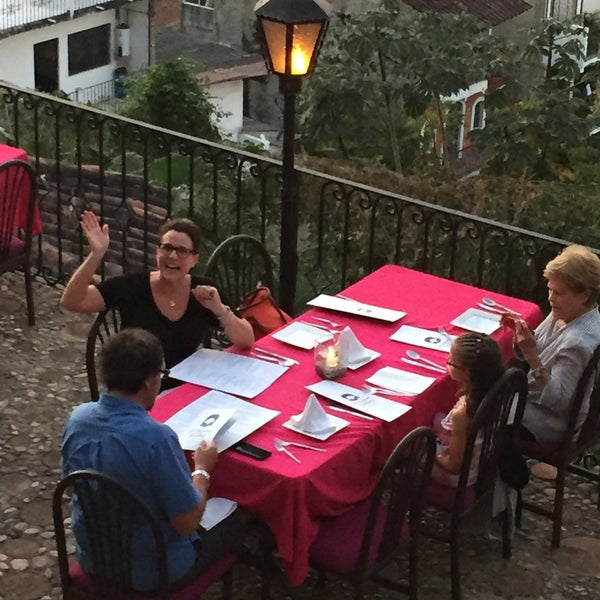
<box><xmin>61</xmin><ymin>328</ymin><xmax>241</xmax><ymax>591</ymax></box>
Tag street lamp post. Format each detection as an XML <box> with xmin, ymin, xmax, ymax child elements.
<box><xmin>254</xmin><ymin>0</ymin><xmax>331</xmax><ymax>315</ymax></box>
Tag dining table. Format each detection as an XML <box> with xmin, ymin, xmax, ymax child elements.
<box><xmin>150</xmin><ymin>264</ymin><xmax>544</xmax><ymax>586</ymax></box>
<box><xmin>0</xmin><ymin>143</ymin><xmax>42</xmax><ymax>235</ymax></box>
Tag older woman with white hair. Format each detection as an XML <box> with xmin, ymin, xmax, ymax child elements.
<box><xmin>501</xmin><ymin>245</ymin><xmax>600</xmax><ymax>444</ymax></box>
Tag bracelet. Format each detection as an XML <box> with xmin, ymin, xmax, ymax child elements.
<box><xmin>191</xmin><ymin>468</ymin><xmax>211</xmax><ymax>481</ymax></box>
<box><xmin>215</xmin><ymin>306</ymin><xmax>232</xmax><ymax>320</ymax></box>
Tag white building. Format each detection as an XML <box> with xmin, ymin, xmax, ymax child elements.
<box><xmin>0</xmin><ymin>1</ymin><xmax>150</xmax><ymax>100</ymax></box>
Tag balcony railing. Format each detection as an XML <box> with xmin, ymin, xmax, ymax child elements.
<box><xmin>0</xmin><ymin>0</ymin><xmax>118</xmax><ymax>33</ymax></box>
<box><xmin>0</xmin><ymin>82</ymin><xmax>588</xmax><ymax>313</ymax></box>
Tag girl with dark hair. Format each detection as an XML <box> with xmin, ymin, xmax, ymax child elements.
<box><xmin>432</xmin><ymin>333</ymin><xmax>506</xmax><ymax>486</ymax></box>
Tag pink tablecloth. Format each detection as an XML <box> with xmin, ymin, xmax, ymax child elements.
<box><xmin>150</xmin><ymin>264</ymin><xmax>543</xmax><ymax>585</ymax></box>
<box><xmin>0</xmin><ymin>144</ymin><xmax>42</xmax><ymax>235</ymax></box>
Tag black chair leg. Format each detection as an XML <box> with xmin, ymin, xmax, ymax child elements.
<box><xmin>450</xmin><ymin>531</ymin><xmax>461</xmax><ymax>600</ymax></box>
<box><xmin>552</xmin><ymin>468</ymin><xmax>566</xmax><ymax>548</ymax></box>
<box><xmin>24</xmin><ymin>266</ymin><xmax>35</xmax><ymax>325</ymax></box>
<box><xmin>515</xmin><ymin>490</ymin><xmax>523</xmax><ymax>530</ymax></box>
<box><xmin>502</xmin><ymin>509</ymin><xmax>512</xmax><ymax>559</ymax></box>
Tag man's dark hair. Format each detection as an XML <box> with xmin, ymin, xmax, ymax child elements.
<box><xmin>99</xmin><ymin>328</ymin><xmax>164</xmax><ymax>394</ymax></box>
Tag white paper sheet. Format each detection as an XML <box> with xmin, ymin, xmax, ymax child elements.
<box><xmin>169</xmin><ymin>348</ymin><xmax>288</xmax><ymax>398</ymax></box>
<box><xmin>165</xmin><ymin>390</ymin><xmax>280</xmax><ymax>451</ymax></box>
<box><xmin>177</xmin><ymin>408</ymin><xmax>237</xmax><ymax>450</ymax></box>
<box><xmin>307</xmin><ymin>294</ymin><xmax>407</xmax><ymax>322</ymax></box>
<box><xmin>390</xmin><ymin>324</ymin><xmax>456</xmax><ymax>352</ymax></box>
<box><xmin>366</xmin><ymin>367</ymin><xmax>436</xmax><ymax>395</ymax></box>
<box><xmin>306</xmin><ymin>380</ymin><xmax>412</xmax><ymax>422</ymax></box>
<box><xmin>200</xmin><ymin>497</ymin><xmax>238</xmax><ymax>531</ymax></box>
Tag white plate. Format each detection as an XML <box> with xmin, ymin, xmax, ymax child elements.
<box><xmin>346</xmin><ymin>348</ymin><xmax>381</xmax><ymax>371</ymax></box>
<box><xmin>450</xmin><ymin>307</ymin><xmax>500</xmax><ymax>335</ymax></box>
<box><xmin>282</xmin><ymin>413</ymin><xmax>350</xmax><ymax>440</ymax></box>
<box><xmin>271</xmin><ymin>321</ymin><xmax>333</xmax><ymax>350</ymax></box>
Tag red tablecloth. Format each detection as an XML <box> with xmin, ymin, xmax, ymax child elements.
<box><xmin>0</xmin><ymin>144</ymin><xmax>42</xmax><ymax>235</ymax></box>
<box><xmin>150</xmin><ymin>265</ymin><xmax>543</xmax><ymax>585</ymax></box>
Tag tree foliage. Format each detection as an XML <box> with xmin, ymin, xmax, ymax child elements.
<box><xmin>299</xmin><ymin>2</ymin><xmax>500</xmax><ymax>174</ymax></box>
<box><xmin>473</xmin><ymin>16</ymin><xmax>600</xmax><ymax>180</ymax></box>
<box><xmin>119</xmin><ymin>57</ymin><xmax>223</xmax><ymax>141</ymax></box>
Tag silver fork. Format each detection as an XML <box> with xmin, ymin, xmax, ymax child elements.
<box><xmin>274</xmin><ymin>437</ymin><xmax>326</xmax><ymax>452</ymax></box>
<box><xmin>273</xmin><ymin>438</ymin><xmax>300</xmax><ymax>462</ymax></box>
<box><xmin>362</xmin><ymin>384</ymin><xmax>415</xmax><ymax>397</ymax></box>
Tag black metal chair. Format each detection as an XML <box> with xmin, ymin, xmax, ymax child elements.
<box><xmin>53</xmin><ymin>469</ymin><xmax>235</xmax><ymax>600</ymax></box>
<box><xmin>516</xmin><ymin>342</ymin><xmax>600</xmax><ymax>547</ymax></box>
<box><xmin>204</xmin><ymin>234</ymin><xmax>274</xmax><ymax>308</ymax></box>
<box><xmin>421</xmin><ymin>367</ymin><xmax>528</xmax><ymax>600</ymax></box>
<box><xmin>204</xmin><ymin>234</ymin><xmax>275</xmax><ymax>345</ymax></box>
<box><xmin>85</xmin><ymin>308</ymin><xmax>121</xmax><ymax>401</ymax></box>
<box><xmin>0</xmin><ymin>158</ymin><xmax>38</xmax><ymax>325</ymax></box>
<box><xmin>308</xmin><ymin>426</ymin><xmax>437</xmax><ymax>600</ymax></box>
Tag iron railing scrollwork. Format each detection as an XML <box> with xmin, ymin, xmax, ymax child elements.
<box><xmin>0</xmin><ymin>82</ymin><xmax>595</xmax><ymax>312</ymax></box>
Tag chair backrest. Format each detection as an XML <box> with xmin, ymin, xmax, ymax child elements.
<box><xmin>86</xmin><ymin>308</ymin><xmax>121</xmax><ymax>401</ymax></box>
<box><xmin>53</xmin><ymin>469</ymin><xmax>169</xmax><ymax>599</ymax></box>
<box><xmin>357</xmin><ymin>425</ymin><xmax>437</xmax><ymax>571</ymax></box>
<box><xmin>564</xmin><ymin>342</ymin><xmax>600</xmax><ymax>448</ymax></box>
<box><xmin>203</xmin><ymin>234</ymin><xmax>274</xmax><ymax>309</ymax></box>
<box><xmin>455</xmin><ymin>367</ymin><xmax>528</xmax><ymax>509</ymax></box>
<box><xmin>0</xmin><ymin>158</ymin><xmax>37</xmax><ymax>263</ymax></box>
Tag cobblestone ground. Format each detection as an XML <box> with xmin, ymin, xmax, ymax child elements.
<box><xmin>1</xmin><ymin>271</ymin><xmax>600</xmax><ymax>600</ymax></box>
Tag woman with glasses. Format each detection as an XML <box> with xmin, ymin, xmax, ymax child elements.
<box><xmin>432</xmin><ymin>333</ymin><xmax>505</xmax><ymax>486</ymax></box>
<box><xmin>61</xmin><ymin>210</ymin><xmax>254</xmax><ymax>389</ymax></box>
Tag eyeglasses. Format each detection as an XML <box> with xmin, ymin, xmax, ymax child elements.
<box><xmin>446</xmin><ymin>359</ymin><xmax>465</xmax><ymax>370</ymax></box>
<box><xmin>160</xmin><ymin>368</ymin><xmax>170</xmax><ymax>380</ymax></box>
<box><xmin>158</xmin><ymin>243</ymin><xmax>195</xmax><ymax>257</ymax></box>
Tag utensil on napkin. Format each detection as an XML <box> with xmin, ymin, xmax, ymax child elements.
<box><xmin>290</xmin><ymin>394</ymin><xmax>336</xmax><ymax>436</ymax></box>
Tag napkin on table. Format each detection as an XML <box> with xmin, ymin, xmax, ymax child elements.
<box><xmin>290</xmin><ymin>394</ymin><xmax>336</xmax><ymax>435</ymax></box>
<box><xmin>338</xmin><ymin>326</ymin><xmax>371</xmax><ymax>365</ymax></box>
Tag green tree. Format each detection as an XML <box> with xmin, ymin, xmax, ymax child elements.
<box><xmin>119</xmin><ymin>56</ymin><xmax>223</xmax><ymax>141</ymax></box>
<box><xmin>299</xmin><ymin>2</ymin><xmax>499</xmax><ymax>174</ymax></box>
<box><xmin>473</xmin><ymin>16</ymin><xmax>600</xmax><ymax>180</ymax></box>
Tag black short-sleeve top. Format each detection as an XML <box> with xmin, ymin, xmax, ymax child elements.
<box><xmin>95</xmin><ymin>272</ymin><xmax>219</xmax><ymax>369</ymax></box>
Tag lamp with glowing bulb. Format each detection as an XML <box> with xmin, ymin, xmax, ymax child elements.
<box><xmin>254</xmin><ymin>0</ymin><xmax>331</xmax><ymax>315</ymax></box>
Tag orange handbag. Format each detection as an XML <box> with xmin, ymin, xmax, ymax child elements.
<box><xmin>238</xmin><ymin>286</ymin><xmax>292</xmax><ymax>340</ymax></box>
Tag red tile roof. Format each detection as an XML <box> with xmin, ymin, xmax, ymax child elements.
<box><xmin>402</xmin><ymin>0</ymin><xmax>532</xmax><ymax>27</ymax></box>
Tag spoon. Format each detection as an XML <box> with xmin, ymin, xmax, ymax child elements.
<box><xmin>250</xmin><ymin>352</ymin><xmax>296</xmax><ymax>367</ymax></box>
<box><xmin>273</xmin><ymin>438</ymin><xmax>301</xmax><ymax>462</ymax></box>
<box><xmin>481</xmin><ymin>297</ymin><xmax>522</xmax><ymax>315</ymax></box>
<box><xmin>405</xmin><ymin>349</ymin><xmax>445</xmax><ymax>371</ymax></box>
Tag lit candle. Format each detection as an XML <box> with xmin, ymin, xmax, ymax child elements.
<box><xmin>325</xmin><ymin>346</ymin><xmax>338</xmax><ymax>368</ymax></box>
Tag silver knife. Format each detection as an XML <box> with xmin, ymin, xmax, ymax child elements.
<box><xmin>252</xmin><ymin>347</ymin><xmax>299</xmax><ymax>365</ymax></box>
<box><xmin>328</xmin><ymin>405</ymin><xmax>374</xmax><ymax>420</ymax></box>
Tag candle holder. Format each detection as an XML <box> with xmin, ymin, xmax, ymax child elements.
<box><xmin>314</xmin><ymin>334</ymin><xmax>347</xmax><ymax>380</ymax></box>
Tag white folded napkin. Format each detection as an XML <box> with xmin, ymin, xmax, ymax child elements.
<box><xmin>290</xmin><ymin>394</ymin><xmax>336</xmax><ymax>435</ymax></box>
<box><xmin>338</xmin><ymin>326</ymin><xmax>371</xmax><ymax>364</ymax></box>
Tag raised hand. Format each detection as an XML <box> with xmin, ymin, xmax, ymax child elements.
<box><xmin>81</xmin><ymin>210</ymin><xmax>110</xmax><ymax>257</ymax></box>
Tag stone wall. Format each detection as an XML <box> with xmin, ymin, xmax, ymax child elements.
<box><xmin>35</xmin><ymin>159</ymin><xmax>170</xmax><ymax>279</ymax></box>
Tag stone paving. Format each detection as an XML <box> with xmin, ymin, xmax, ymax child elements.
<box><xmin>1</xmin><ymin>271</ymin><xmax>600</xmax><ymax>599</ymax></box>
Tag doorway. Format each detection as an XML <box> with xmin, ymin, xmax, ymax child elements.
<box><xmin>34</xmin><ymin>38</ymin><xmax>59</xmax><ymax>92</ymax></box>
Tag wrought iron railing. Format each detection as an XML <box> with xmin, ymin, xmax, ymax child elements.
<box><xmin>0</xmin><ymin>0</ymin><xmax>121</xmax><ymax>33</ymax></box>
<box><xmin>67</xmin><ymin>78</ymin><xmax>122</xmax><ymax>112</ymax></box>
<box><xmin>0</xmin><ymin>82</ymin><xmax>590</xmax><ymax>313</ymax></box>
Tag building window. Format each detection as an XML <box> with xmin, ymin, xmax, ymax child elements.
<box><xmin>472</xmin><ymin>99</ymin><xmax>485</xmax><ymax>130</ymax></box>
<box><xmin>68</xmin><ymin>24</ymin><xmax>111</xmax><ymax>76</ymax></box>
